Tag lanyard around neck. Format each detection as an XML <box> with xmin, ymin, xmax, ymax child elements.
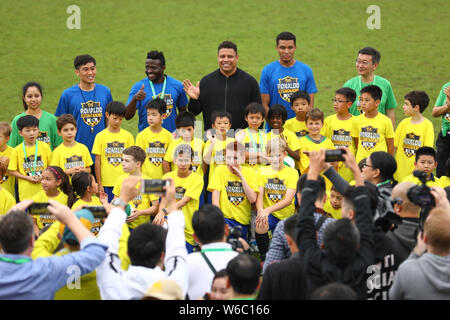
<box><xmin>0</xmin><ymin>256</ymin><xmax>32</xmax><ymax>264</ymax></box>
<box><xmin>149</xmin><ymin>75</ymin><xmax>167</xmax><ymax>99</ymax></box>
<box><xmin>359</xmin><ymin>75</ymin><xmax>377</xmax><ymax>92</ymax></box>
<box><xmin>247</xmin><ymin>128</ymin><xmax>263</xmax><ymax>152</ymax></box>
<box><xmin>201</xmin><ymin>248</ymin><xmax>233</xmax><ymax>253</ymax></box>
<box><xmin>23</xmin><ymin>142</ymin><xmax>38</xmax><ymax>176</ymax></box>
<box><xmin>376</xmin><ymin>179</ymin><xmax>391</xmax><ymax>187</ymax></box>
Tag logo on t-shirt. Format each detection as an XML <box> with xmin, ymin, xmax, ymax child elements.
<box><xmin>403</xmin><ymin>133</ymin><xmax>422</xmax><ymax>158</ymax></box>
<box><xmin>192</xmin><ymin>151</ymin><xmax>201</xmax><ymax>172</ymax></box>
<box><xmin>106</xmin><ymin>141</ymin><xmax>125</xmax><ymax>166</ymax></box>
<box><xmin>175</xmin><ymin>186</ymin><xmax>186</xmax><ymax>200</ymax></box>
<box><xmin>146</xmin><ymin>141</ymin><xmax>166</xmax><ymax>166</ymax></box>
<box><xmin>225</xmin><ymin>181</ymin><xmax>245</xmax><ymax>206</ymax></box>
<box><xmin>265</xmin><ymin>178</ymin><xmax>286</xmax><ymax>203</ymax></box>
<box><xmin>23</xmin><ymin>155</ymin><xmax>44</xmax><ymax>177</ymax></box>
<box><xmin>277</xmin><ymin>76</ymin><xmax>300</xmax><ymax>102</ymax></box>
<box><xmin>214</xmin><ymin>150</ymin><xmax>226</xmax><ymax>165</ymax></box>
<box><xmin>153</xmin><ymin>93</ymin><xmax>174</xmax><ymax>119</ymax></box>
<box><xmin>295</xmin><ymin>130</ymin><xmax>309</xmax><ymax>138</ymax></box>
<box><xmin>445</xmin><ymin>112</ymin><xmax>450</xmax><ymax>122</ymax></box>
<box><xmin>65</xmin><ymin>155</ymin><xmax>85</xmax><ymax>170</ymax></box>
<box><xmin>244</xmin><ymin>142</ymin><xmax>262</xmax><ymax>166</ymax></box>
<box><xmin>360</xmin><ymin>126</ymin><xmax>380</xmax><ymax>151</ymax></box>
<box><xmin>91</xmin><ymin>220</ymin><xmax>102</xmax><ymax>236</ymax></box>
<box><xmin>39</xmin><ymin>215</ymin><xmax>55</xmax><ymax>228</ymax></box>
<box><xmin>37</xmin><ymin>131</ymin><xmax>50</xmax><ymax>145</ymax></box>
<box><xmin>80</xmin><ymin>101</ymin><xmax>102</xmax><ymax>128</ymax></box>
<box><xmin>131</xmin><ymin>194</ymin><xmax>143</xmax><ymax>209</ymax></box>
<box><xmin>0</xmin><ymin>175</ymin><xmax>8</xmax><ymax>184</ymax></box>
<box><xmin>331</xmin><ymin>129</ymin><xmax>352</xmax><ymax>147</ymax></box>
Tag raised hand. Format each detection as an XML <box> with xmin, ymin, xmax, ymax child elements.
<box><xmin>134</xmin><ymin>84</ymin><xmax>146</xmax><ymax>101</ymax></box>
<box><xmin>183</xmin><ymin>79</ymin><xmax>200</xmax><ymax>100</ymax></box>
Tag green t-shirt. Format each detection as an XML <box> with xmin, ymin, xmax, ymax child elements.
<box><xmin>434</xmin><ymin>82</ymin><xmax>450</xmax><ymax>136</ymax></box>
<box><xmin>9</xmin><ymin>111</ymin><xmax>62</xmax><ymax>150</ymax></box>
<box><xmin>343</xmin><ymin>75</ymin><xmax>397</xmax><ymax>116</ymax></box>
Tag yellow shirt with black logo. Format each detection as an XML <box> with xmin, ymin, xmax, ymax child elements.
<box><xmin>8</xmin><ymin>141</ymin><xmax>52</xmax><ymax>201</ymax></box>
<box><xmin>50</xmin><ymin>142</ymin><xmax>93</xmax><ymax>173</ymax></box>
<box><xmin>164</xmin><ymin>137</ymin><xmax>205</xmax><ymax>176</ymax></box>
<box><xmin>204</xmin><ymin>137</ymin><xmax>235</xmax><ymax>185</ymax></box>
<box><xmin>258</xmin><ymin>165</ymin><xmax>298</xmax><ymax>220</ymax></box>
<box><xmin>284</xmin><ymin>118</ymin><xmax>309</xmax><ymax>139</ymax></box>
<box><xmin>355</xmin><ymin>113</ymin><xmax>395</xmax><ymax>163</ymax></box>
<box><xmin>208</xmin><ymin>164</ymin><xmax>258</xmax><ymax>226</ymax></box>
<box><xmin>135</xmin><ymin>127</ymin><xmax>173</xmax><ymax>179</ymax></box>
<box><xmin>92</xmin><ymin>128</ymin><xmax>135</xmax><ymax>186</ymax></box>
<box><xmin>298</xmin><ymin>135</ymin><xmax>336</xmax><ymax>174</ymax></box>
<box><xmin>0</xmin><ymin>187</ymin><xmax>16</xmax><ymax>215</ymax></box>
<box><xmin>71</xmin><ymin>196</ymin><xmax>103</xmax><ymax>236</ymax></box>
<box><xmin>394</xmin><ymin>117</ymin><xmax>435</xmax><ymax>182</ymax></box>
<box><xmin>163</xmin><ymin>170</ymin><xmax>204</xmax><ymax>245</ymax></box>
<box><xmin>0</xmin><ymin>146</ymin><xmax>16</xmax><ymax>197</ymax></box>
<box><xmin>32</xmin><ymin>190</ymin><xmax>68</xmax><ymax>229</ymax></box>
<box><xmin>239</xmin><ymin>128</ymin><xmax>268</xmax><ymax>174</ymax></box>
<box><xmin>402</xmin><ymin>174</ymin><xmax>441</xmax><ymax>188</ymax></box>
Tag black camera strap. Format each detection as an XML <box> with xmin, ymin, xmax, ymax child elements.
<box><xmin>200</xmin><ymin>252</ymin><xmax>217</xmax><ymax>275</ymax></box>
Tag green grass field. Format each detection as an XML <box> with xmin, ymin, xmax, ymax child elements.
<box><xmin>1</xmin><ymin>0</ymin><xmax>449</xmax><ymax>139</ymax></box>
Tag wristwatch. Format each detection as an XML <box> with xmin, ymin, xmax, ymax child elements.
<box><xmin>112</xmin><ymin>198</ymin><xmax>128</xmax><ymax>208</ymax></box>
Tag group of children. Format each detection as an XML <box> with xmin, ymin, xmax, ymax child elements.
<box><xmin>0</xmin><ymin>83</ymin><xmax>449</xmax><ymax>258</ymax></box>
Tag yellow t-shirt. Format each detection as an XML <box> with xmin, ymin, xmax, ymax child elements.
<box><xmin>71</xmin><ymin>196</ymin><xmax>103</xmax><ymax>236</ymax></box>
<box><xmin>203</xmin><ymin>137</ymin><xmax>235</xmax><ymax>185</ymax></box>
<box><xmin>284</xmin><ymin>118</ymin><xmax>309</xmax><ymax>138</ymax></box>
<box><xmin>355</xmin><ymin>113</ymin><xmax>395</xmax><ymax>163</ymax></box>
<box><xmin>163</xmin><ymin>170</ymin><xmax>204</xmax><ymax>245</ymax></box>
<box><xmin>32</xmin><ymin>190</ymin><xmax>68</xmax><ymax>229</ymax></box>
<box><xmin>50</xmin><ymin>142</ymin><xmax>93</xmax><ymax>174</ymax></box>
<box><xmin>164</xmin><ymin>138</ymin><xmax>205</xmax><ymax>176</ymax></box>
<box><xmin>438</xmin><ymin>176</ymin><xmax>450</xmax><ymax>188</ymax></box>
<box><xmin>92</xmin><ymin>128</ymin><xmax>135</xmax><ymax>186</ymax></box>
<box><xmin>0</xmin><ymin>146</ymin><xmax>16</xmax><ymax>197</ymax></box>
<box><xmin>258</xmin><ymin>165</ymin><xmax>299</xmax><ymax>221</ymax></box>
<box><xmin>394</xmin><ymin>117</ymin><xmax>435</xmax><ymax>182</ymax></box>
<box><xmin>135</xmin><ymin>127</ymin><xmax>173</xmax><ymax>179</ymax></box>
<box><xmin>9</xmin><ymin>141</ymin><xmax>52</xmax><ymax>201</ymax></box>
<box><xmin>0</xmin><ymin>187</ymin><xmax>16</xmax><ymax>215</ymax></box>
<box><xmin>402</xmin><ymin>174</ymin><xmax>441</xmax><ymax>188</ymax></box>
<box><xmin>266</xmin><ymin>129</ymin><xmax>301</xmax><ymax>153</ymax></box>
<box><xmin>298</xmin><ymin>135</ymin><xmax>336</xmax><ymax>174</ymax></box>
<box><xmin>323</xmin><ymin>199</ymin><xmax>342</xmax><ymax>220</ymax></box>
<box><xmin>207</xmin><ymin>164</ymin><xmax>258</xmax><ymax>226</ymax></box>
<box><xmin>238</xmin><ymin>128</ymin><xmax>268</xmax><ymax>173</ymax></box>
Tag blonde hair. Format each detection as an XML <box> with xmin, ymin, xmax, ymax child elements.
<box><xmin>0</xmin><ymin>122</ymin><xmax>12</xmax><ymax>137</ymax></box>
<box><xmin>266</xmin><ymin>137</ymin><xmax>287</xmax><ymax>155</ymax></box>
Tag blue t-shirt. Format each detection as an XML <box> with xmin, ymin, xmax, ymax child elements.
<box><xmin>127</xmin><ymin>75</ymin><xmax>188</xmax><ymax>133</ymax></box>
<box><xmin>55</xmin><ymin>84</ymin><xmax>113</xmax><ymax>159</ymax></box>
<box><xmin>260</xmin><ymin>60</ymin><xmax>317</xmax><ymax>119</ymax></box>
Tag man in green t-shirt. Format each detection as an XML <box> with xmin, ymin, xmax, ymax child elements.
<box><xmin>432</xmin><ymin>82</ymin><xmax>450</xmax><ymax>177</ymax></box>
<box><xmin>343</xmin><ymin>47</ymin><xmax>397</xmax><ymax>127</ymax></box>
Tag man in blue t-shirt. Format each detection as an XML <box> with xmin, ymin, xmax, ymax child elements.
<box><xmin>55</xmin><ymin>54</ymin><xmax>113</xmax><ymax>160</ymax></box>
<box><xmin>260</xmin><ymin>31</ymin><xmax>317</xmax><ymax>121</ymax></box>
<box><xmin>124</xmin><ymin>50</ymin><xmax>188</xmax><ymax>133</ymax></box>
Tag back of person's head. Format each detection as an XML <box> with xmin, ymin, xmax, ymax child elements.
<box><xmin>310</xmin><ymin>282</ymin><xmax>357</xmax><ymax>300</ymax></box>
<box><xmin>343</xmin><ymin>184</ymin><xmax>379</xmax><ymax>217</ymax></box>
<box><xmin>218</xmin><ymin>40</ymin><xmax>238</xmax><ymax>54</ymax></box>
<box><xmin>283</xmin><ymin>214</ymin><xmax>299</xmax><ymax>239</ymax></box>
<box><xmin>0</xmin><ymin>122</ymin><xmax>12</xmax><ymax>138</ymax></box>
<box><xmin>70</xmin><ymin>172</ymin><xmax>92</xmax><ymax>207</ymax></box>
<box><xmin>46</xmin><ymin>166</ymin><xmax>76</xmax><ymax>207</ymax></box>
<box><xmin>335</xmin><ymin>87</ymin><xmax>357</xmax><ymax>104</ymax></box>
<box><xmin>175</xmin><ymin>111</ymin><xmax>195</xmax><ymax>129</ymax></box>
<box><xmin>17</xmin><ymin>115</ymin><xmax>39</xmax><ymax>131</ymax></box>
<box><xmin>276</xmin><ymin>31</ymin><xmax>296</xmax><ymax>45</ymax></box>
<box><xmin>192</xmin><ymin>204</ymin><xmax>225</xmax><ymax>244</ymax></box>
<box><xmin>290</xmin><ymin>90</ymin><xmax>310</xmax><ymax>106</ymax></box>
<box><xmin>297</xmin><ymin>173</ymin><xmax>326</xmax><ymax>202</ymax></box>
<box><xmin>404</xmin><ymin>90</ymin><xmax>430</xmax><ymax>113</ymax></box>
<box><xmin>22</xmin><ymin>82</ymin><xmax>43</xmax><ymax>110</ymax></box>
<box><xmin>360</xmin><ymin>85</ymin><xmax>383</xmax><ymax>101</ymax></box>
<box><xmin>305</xmin><ymin>108</ymin><xmax>324</xmax><ymax>123</ymax></box>
<box><xmin>106</xmin><ymin>101</ymin><xmax>126</xmax><ymax>117</ymax></box>
<box><xmin>357</xmin><ymin>46</ymin><xmax>381</xmax><ymax>65</ymax></box>
<box><xmin>211</xmin><ymin>110</ymin><xmax>232</xmax><ymax>125</ymax></box>
<box><xmin>123</xmin><ymin>145</ymin><xmax>146</xmax><ymax>165</ymax></box>
<box><xmin>57</xmin><ymin>114</ymin><xmax>77</xmax><ymax>131</ymax></box>
<box><xmin>391</xmin><ymin>182</ymin><xmax>420</xmax><ymax>216</ymax></box>
<box><xmin>323</xmin><ymin>218</ymin><xmax>360</xmax><ymax>262</ymax></box>
<box><xmin>424</xmin><ymin>208</ymin><xmax>450</xmax><ymax>255</ymax></box>
<box><xmin>0</xmin><ymin>210</ymin><xmax>34</xmax><ymax>254</ymax></box>
<box><xmin>145</xmin><ymin>98</ymin><xmax>167</xmax><ymax>115</ymax></box>
<box><xmin>244</xmin><ymin>102</ymin><xmax>265</xmax><ymax>118</ymax></box>
<box><xmin>146</xmin><ymin>50</ymin><xmax>166</xmax><ymax>67</ymax></box>
<box><xmin>74</xmin><ymin>54</ymin><xmax>96</xmax><ymax>69</ymax></box>
<box><xmin>128</xmin><ymin>223</ymin><xmax>168</xmax><ymax>268</ymax></box>
<box><xmin>226</xmin><ymin>254</ymin><xmax>261</xmax><ymax>295</ymax></box>
<box><xmin>59</xmin><ymin>209</ymin><xmax>94</xmax><ymax>246</ymax></box>
<box><xmin>267</xmin><ymin>104</ymin><xmax>287</xmax><ymax>123</ymax></box>
<box><xmin>415</xmin><ymin>146</ymin><xmax>437</xmax><ymax>163</ymax></box>
<box><xmin>369</xmin><ymin>151</ymin><xmax>397</xmax><ymax>183</ymax></box>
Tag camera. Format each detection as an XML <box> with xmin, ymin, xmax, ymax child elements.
<box><xmin>141</xmin><ymin>179</ymin><xmax>169</xmax><ymax>194</ymax></box>
<box><xmin>84</xmin><ymin>206</ymin><xmax>107</xmax><ymax>219</ymax></box>
<box><xmin>407</xmin><ymin>170</ymin><xmax>435</xmax><ymax>231</ymax></box>
<box><xmin>227</xmin><ymin>225</ymin><xmax>244</xmax><ymax>251</ymax></box>
<box><xmin>325</xmin><ymin>149</ymin><xmax>346</xmax><ymax>162</ymax></box>
<box><xmin>28</xmin><ymin>202</ymin><xmax>50</xmax><ymax>215</ymax></box>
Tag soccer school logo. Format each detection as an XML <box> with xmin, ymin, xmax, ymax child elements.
<box><xmin>265</xmin><ymin>178</ymin><xmax>287</xmax><ymax>203</ymax></box>
<box><xmin>65</xmin><ymin>155</ymin><xmax>85</xmax><ymax>170</ymax></box>
<box><xmin>0</xmin><ymin>175</ymin><xmax>8</xmax><ymax>184</ymax></box>
<box><xmin>105</xmin><ymin>141</ymin><xmax>125</xmax><ymax>166</ymax></box>
<box><xmin>225</xmin><ymin>181</ymin><xmax>245</xmax><ymax>206</ymax></box>
<box><xmin>214</xmin><ymin>150</ymin><xmax>225</xmax><ymax>165</ymax></box>
<box><xmin>80</xmin><ymin>101</ymin><xmax>102</xmax><ymax>129</ymax></box>
<box><xmin>154</xmin><ymin>93</ymin><xmax>174</xmax><ymax>120</ymax></box>
<box><xmin>37</xmin><ymin>131</ymin><xmax>50</xmax><ymax>145</ymax></box>
<box><xmin>244</xmin><ymin>142</ymin><xmax>262</xmax><ymax>166</ymax></box>
<box><xmin>23</xmin><ymin>155</ymin><xmax>44</xmax><ymax>177</ymax></box>
<box><xmin>175</xmin><ymin>186</ymin><xmax>186</xmax><ymax>200</ymax></box>
<box><xmin>332</xmin><ymin>129</ymin><xmax>352</xmax><ymax>148</ymax></box>
<box><xmin>403</xmin><ymin>133</ymin><xmax>422</xmax><ymax>158</ymax></box>
<box><xmin>360</xmin><ymin>126</ymin><xmax>380</xmax><ymax>151</ymax></box>
<box><xmin>146</xmin><ymin>141</ymin><xmax>166</xmax><ymax>166</ymax></box>
<box><xmin>277</xmin><ymin>77</ymin><xmax>300</xmax><ymax>103</ymax></box>
<box><xmin>295</xmin><ymin>130</ymin><xmax>309</xmax><ymax>139</ymax></box>
<box><xmin>131</xmin><ymin>194</ymin><xmax>143</xmax><ymax>209</ymax></box>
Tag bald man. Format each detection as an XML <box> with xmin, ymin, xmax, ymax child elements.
<box><xmin>386</xmin><ymin>182</ymin><xmax>421</xmax><ymax>263</ymax></box>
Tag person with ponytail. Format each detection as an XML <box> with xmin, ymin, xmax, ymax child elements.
<box><xmin>361</xmin><ymin>151</ymin><xmax>398</xmax><ymax>192</ymax></box>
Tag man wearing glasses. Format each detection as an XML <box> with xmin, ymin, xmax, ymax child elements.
<box><xmin>343</xmin><ymin>47</ymin><xmax>397</xmax><ymax>127</ymax></box>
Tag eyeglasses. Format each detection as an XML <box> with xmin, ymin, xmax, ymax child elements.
<box><xmin>363</xmin><ymin>163</ymin><xmax>373</xmax><ymax>168</ymax></box>
<box><xmin>331</xmin><ymin>98</ymin><xmax>348</xmax><ymax>103</ymax></box>
<box><xmin>392</xmin><ymin>197</ymin><xmax>403</xmax><ymax>206</ymax></box>
<box><xmin>355</xmin><ymin>59</ymin><xmax>372</xmax><ymax>66</ymax></box>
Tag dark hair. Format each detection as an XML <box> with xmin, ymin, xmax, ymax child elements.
<box><xmin>70</xmin><ymin>172</ymin><xmax>93</xmax><ymax>207</ymax></box>
<box><xmin>369</xmin><ymin>151</ymin><xmax>397</xmax><ymax>183</ymax></box>
<box><xmin>276</xmin><ymin>31</ymin><xmax>296</xmax><ymax>46</ymax></box>
<box><xmin>283</xmin><ymin>214</ymin><xmax>298</xmax><ymax>239</ymax></box>
<box><xmin>17</xmin><ymin>115</ymin><xmax>39</xmax><ymax>131</ymax></box>
<box><xmin>446</xmin><ymin>158</ymin><xmax>450</xmax><ymax>177</ymax></box>
<box><xmin>145</xmin><ymin>98</ymin><xmax>167</xmax><ymax>115</ymax></box>
<box><xmin>297</xmin><ymin>173</ymin><xmax>326</xmax><ymax>202</ymax></box>
<box><xmin>218</xmin><ymin>41</ymin><xmax>237</xmax><ymax>54</ymax></box>
<box><xmin>175</xmin><ymin>111</ymin><xmax>195</xmax><ymax>129</ymax></box>
<box><xmin>360</xmin><ymin>85</ymin><xmax>382</xmax><ymax>101</ymax></box>
<box><xmin>415</xmin><ymin>146</ymin><xmax>437</xmax><ymax>163</ymax></box>
<box><xmin>211</xmin><ymin>111</ymin><xmax>232</xmax><ymax>125</ymax></box>
<box><xmin>358</xmin><ymin>158</ymin><xmax>367</xmax><ymax>172</ymax></box>
<box><xmin>45</xmin><ymin>166</ymin><xmax>76</xmax><ymax>207</ymax></box>
<box><xmin>173</xmin><ymin>144</ymin><xmax>194</xmax><ymax>162</ymax></box>
<box><xmin>226</xmin><ymin>254</ymin><xmax>261</xmax><ymax>295</ymax></box>
<box><xmin>335</xmin><ymin>87</ymin><xmax>357</xmax><ymax>104</ymax></box>
<box><xmin>267</xmin><ymin>104</ymin><xmax>287</xmax><ymax>123</ymax></box>
<box><xmin>213</xmin><ymin>269</ymin><xmax>228</xmax><ymax>282</ymax></box>
<box><xmin>106</xmin><ymin>101</ymin><xmax>126</xmax><ymax>117</ymax></box>
<box><xmin>128</xmin><ymin>223</ymin><xmax>167</xmax><ymax>268</ymax></box>
<box><xmin>74</xmin><ymin>54</ymin><xmax>96</xmax><ymax>69</ymax></box>
<box><xmin>290</xmin><ymin>90</ymin><xmax>310</xmax><ymax>105</ymax></box>
<box><xmin>244</xmin><ymin>102</ymin><xmax>265</xmax><ymax>118</ymax></box>
<box><xmin>310</xmin><ymin>282</ymin><xmax>357</xmax><ymax>300</ymax></box>
<box><xmin>357</xmin><ymin>47</ymin><xmax>381</xmax><ymax>65</ymax></box>
<box><xmin>305</xmin><ymin>108</ymin><xmax>324</xmax><ymax>123</ymax></box>
<box><xmin>404</xmin><ymin>90</ymin><xmax>430</xmax><ymax>113</ymax></box>
<box><xmin>0</xmin><ymin>210</ymin><xmax>34</xmax><ymax>254</ymax></box>
<box><xmin>323</xmin><ymin>218</ymin><xmax>360</xmax><ymax>262</ymax></box>
<box><xmin>56</xmin><ymin>114</ymin><xmax>77</xmax><ymax>131</ymax></box>
<box><xmin>192</xmin><ymin>205</ymin><xmax>225</xmax><ymax>244</ymax></box>
<box><xmin>343</xmin><ymin>185</ymin><xmax>379</xmax><ymax>216</ymax></box>
<box><xmin>22</xmin><ymin>82</ymin><xmax>43</xmax><ymax>111</ymax></box>
<box><xmin>146</xmin><ymin>50</ymin><xmax>166</xmax><ymax>67</ymax></box>
<box><xmin>445</xmin><ymin>186</ymin><xmax>450</xmax><ymax>201</ymax></box>
<box><xmin>123</xmin><ymin>146</ymin><xmax>146</xmax><ymax>165</ymax></box>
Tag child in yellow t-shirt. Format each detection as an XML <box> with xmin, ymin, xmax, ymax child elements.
<box><xmin>51</xmin><ymin>114</ymin><xmax>93</xmax><ymax>176</ymax></box>
<box><xmin>402</xmin><ymin>147</ymin><xmax>441</xmax><ymax>187</ymax></box>
<box><xmin>112</xmin><ymin>146</ymin><xmax>159</xmax><ymax>231</ymax></box>
<box><xmin>255</xmin><ymin>137</ymin><xmax>299</xmax><ymax>261</ymax></box>
<box><xmin>8</xmin><ymin>115</ymin><xmax>52</xmax><ymax>201</ymax></box>
<box><xmin>438</xmin><ymin>158</ymin><xmax>450</xmax><ymax>188</ymax></box>
<box><xmin>208</xmin><ymin>141</ymin><xmax>258</xmax><ymax>238</ymax></box>
<box><xmin>283</xmin><ymin>90</ymin><xmax>312</xmax><ymax>138</ymax></box>
<box><xmin>92</xmin><ymin>101</ymin><xmax>134</xmax><ymax>202</ymax></box>
<box><xmin>323</xmin><ymin>185</ymin><xmax>343</xmax><ymax>220</ymax></box>
<box><xmin>394</xmin><ymin>91</ymin><xmax>435</xmax><ymax>182</ymax></box>
<box><xmin>156</xmin><ymin>144</ymin><xmax>204</xmax><ymax>253</ymax></box>
<box><xmin>0</xmin><ymin>157</ymin><xmax>15</xmax><ymax>214</ymax></box>
<box><xmin>355</xmin><ymin>85</ymin><xmax>395</xmax><ymax>163</ymax></box>
<box><xmin>0</xmin><ymin>122</ymin><xmax>16</xmax><ymax>197</ymax></box>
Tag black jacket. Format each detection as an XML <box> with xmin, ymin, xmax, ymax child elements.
<box><xmin>188</xmin><ymin>68</ymin><xmax>261</xmax><ymax>131</ymax></box>
<box><xmin>386</xmin><ymin>218</ymin><xmax>419</xmax><ymax>264</ymax></box>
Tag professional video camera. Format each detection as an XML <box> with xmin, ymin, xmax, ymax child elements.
<box><xmin>373</xmin><ymin>185</ymin><xmax>403</xmax><ymax>232</ymax></box>
<box><xmin>227</xmin><ymin>225</ymin><xmax>244</xmax><ymax>251</ymax></box>
<box><xmin>407</xmin><ymin>170</ymin><xmax>435</xmax><ymax>232</ymax></box>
